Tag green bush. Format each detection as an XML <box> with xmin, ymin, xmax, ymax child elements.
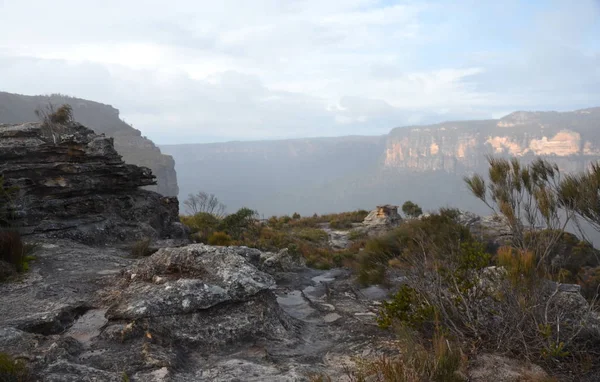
<box><xmin>402</xmin><ymin>200</ymin><xmax>423</xmax><ymax>218</ymax></box>
<box><xmin>219</xmin><ymin>207</ymin><xmax>258</xmax><ymax>239</ymax></box>
<box><xmin>0</xmin><ymin>352</ymin><xmax>29</xmax><ymax>382</ymax></box>
<box><xmin>180</xmin><ymin>212</ymin><xmax>220</xmax><ymax>242</ymax></box>
<box><xmin>377</xmin><ymin>285</ymin><xmax>435</xmax><ymax>329</ymax></box>
<box><xmin>208</xmin><ymin>232</ymin><xmax>232</xmax><ymax>246</ymax></box>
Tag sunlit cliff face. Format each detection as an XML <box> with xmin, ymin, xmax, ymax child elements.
<box><xmin>383</xmin><ymin>108</ymin><xmax>600</xmax><ymax>172</ymax></box>
<box><xmin>384</xmin><ymin>130</ymin><xmax>592</xmax><ymax>170</ymax></box>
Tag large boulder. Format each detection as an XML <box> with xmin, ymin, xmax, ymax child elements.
<box><xmin>453</xmin><ymin>210</ymin><xmax>513</xmax><ymax>245</ymax></box>
<box><xmin>0</xmin><ymin>122</ymin><xmax>185</xmax><ymax>243</ymax></box>
<box><xmin>362</xmin><ymin>205</ymin><xmax>402</xmax><ymax>227</ymax></box>
<box><xmin>106</xmin><ymin>244</ymin><xmax>294</xmax><ymax>346</ymax></box>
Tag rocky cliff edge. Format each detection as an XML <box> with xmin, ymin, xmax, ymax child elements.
<box><xmin>0</xmin><ymin>122</ymin><xmax>185</xmax><ymax>243</ymax></box>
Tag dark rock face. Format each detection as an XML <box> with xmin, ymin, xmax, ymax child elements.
<box><xmin>0</xmin><ymin>122</ymin><xmax>184</xmax><ymax>243</ymax></box>
<box><xmin>0</xmin><ymin>91</ymin><xmax>179</xmax><ymax>197</ymax></box>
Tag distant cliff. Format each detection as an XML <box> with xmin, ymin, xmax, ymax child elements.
<box><xmin>162</xmin><ymin>107</ymin><xmax>600</xmax><ymax>216</ymax></box>
<box><xmin>384</xmin><ymin>107</ymin><xmax>600</xmax><ymax>173</ymax></box>
<box><xmin>0</xmin><ymin>92</ymin><xmax>178</xmax><ymax>196</ymax></box>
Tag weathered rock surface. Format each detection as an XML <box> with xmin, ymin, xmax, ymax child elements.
<box><xmin>0</xmin><ymin>91</ymin><xmax>179</xmax><ymax>197</ymax></box>
<box><xmin>363</xmin><ymin>204</ymin><xmax>402</xmax><ymax>227</ymax></box>
<box><xmin>260</xmin><ymin>248</ymin><xmax>307</xmax><ymax>274</ymax></box>
<box><xmin>0</xmin><ymin>122</ymin><xmax>184</xmax><ymax>243</ymax></box>
<box><xmin>452</xmin><ymin>210</ymin><xmax>513</xmax><ymax>245</ymax></box>
<box><xmin>105</xmin><ymin>244</ymin><xmax>291</xmax><ymax>347</ymax></box>
<box><xmin>0</xmin><ymin>240</ymin><xmax>397</xmax><ymax>381</ymax></box>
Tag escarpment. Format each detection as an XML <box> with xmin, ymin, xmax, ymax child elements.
<box><xmin>384</xmin><ymin>107</ymin><xmax>600</xmax><ymax>173</ymax></box>
<box><xmin>0</xmin><ymin>121</ymin><xmax>184</xmax><ymax>243</ymax></box>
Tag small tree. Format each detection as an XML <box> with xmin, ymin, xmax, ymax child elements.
<box><xmin>184</xmin><ymin>191</ymin><xmax>226</xmax><ymax>217</ymax></box>
<box><xmin>220</xmin><ymin>207</ymin><xmax>258</xmax><ymax>239</ymax></box>
<box><xmin>464</xmin><ymin>156</ymin><xmax>575</xmax><ymax>270</ymax></box>
<box><xmin>402</xmin><ymin>201</ymin><xmax>423</xmax><ymax>218</ymax></box>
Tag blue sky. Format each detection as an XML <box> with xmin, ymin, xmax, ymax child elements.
<box><xmin>0</xmin><ymin>0</ymin><xmax>598</xmax><ymax>144</ymax></box>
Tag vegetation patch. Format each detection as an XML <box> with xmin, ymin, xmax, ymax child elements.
<box><xmin>130</xmin><ymin>238</ymin><xmax>155</xmax><ymax>258</ymax></box>
<box><xmin>0</xmin><ymin>352</ymin><xmax>30</xmax><ymax>382</ymax></box>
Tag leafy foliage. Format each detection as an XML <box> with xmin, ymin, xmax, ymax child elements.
<box><xmin>465</xmin><ymin>156</ymin><xmax>574</xmax><ymax>271</ymax></box>
<box><xmin>208</xmin><ymin>231</ymin><xmax>232</xmax><ymax>246</ymax></box>
<box><xmin>35</xmin><ymin>103</ymin><xmax>73</xmax><ymax>125</ymax></box>
<box><xmin>402</xmin><ymin>201</ymin><xmax>423</xmax><ymax>218</ymax></box>
<box><xmin>357</xmin><ymin>210</ymin><xmax>474</xmax><ymax>285</ymax></box>
<box><xmin>376</xmin><ymin>285</ymin><xmax>434</xmax><ymax>329</ymax></box>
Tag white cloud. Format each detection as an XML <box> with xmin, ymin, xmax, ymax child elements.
<box><xmin>0</xmin><ymin>0</ymin><xmax>598</xmax><ymax>143</ymax></box>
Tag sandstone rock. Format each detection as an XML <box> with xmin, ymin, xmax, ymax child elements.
<box><xmin>363</xmin><ymin>205</ymin><xmax>402</xmax><ymax>227</ymax></box>
<box><xmin>0</xmin><ymin>122</ymin><xmax>184</xmax><ymax>243</ymax></box>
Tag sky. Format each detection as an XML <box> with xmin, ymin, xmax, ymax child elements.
<box><xmin>0</xmin><ymin>0</ymin><xmax>598</xmax><ymax>144</ymax></box>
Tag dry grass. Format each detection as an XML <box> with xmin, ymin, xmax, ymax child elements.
<box><xmin>130</xmin><ymin>238</ymin><xmax>154</xmax><ymax>258</ymax></box>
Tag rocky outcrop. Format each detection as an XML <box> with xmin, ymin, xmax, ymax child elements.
<box><xmin>105</xmin><ymin>244</ymin><xmax>294</xmax><ymax>347</ymax></box>
<box><xmin>0</xmin><ymin>92</ymin><xmax>178</xmax><ymax>197</ymax></box>
<box><xmin>453</xmin><ymin>210</ymin><xmax>513</xmax><ymax>245</ymax></box>
<box><xmin>0</xmin><ymin>122</ymin><xmax>184</xmax><ymax>243</ymax></box>
<box><xmin>363</xmin><ymin>205</ymin><xmax>402</xmax><ymax>227</ymax></box>
<box><xmin>260</xmin><ymin>248</ymin><xmax>307</xmax><ymax>274</ymax></box>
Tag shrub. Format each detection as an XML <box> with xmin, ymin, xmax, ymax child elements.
<box><xmin>130</xmin><ymin>238</ymin><xmax>154</xmax><ymax>258</ymax></box>
<box><xmin>35</xmin><ymin>103</ymin><xmax>74</xmax><ymax>125</ymax></box>
<box><xmin>314</xmin><ymin>328</ymin><xmax>465</xmax><ymax>382</ymax></box>
<box><xmin>295</xmin><ymin>228</ymin><xmax>328</xmax><ymax>243</ymax></box>
<box><xmin>208</xmin><ymin>232</ymin><xmax>232</xmax><ymax>246</ymax></box>
<box><xmin>0</xmin><ymin>352</ymin><xmax>29</xmax><ymax>382</ymax></box>
<box><xmin>220</xmin><ymin>207</ymin><xmax>258</xmax><ymax>239</ymax></box>
<box><xmin>376</xmin><ymin>285</ymin><xmax>435</xmax><ymax>329</ymax></box>
<box><xmin>402</xmin><ymin>201</ymin><xmax>423</xmax><ymax>218</ymax></box>
<box><xmin>357</xmin><ymin>211</ymin><xmax>473</xmax><ymax>286</ymax></box>
<box><xmin>329</xmin><ymin>218</ymin><xmax>353</xmax><ymax>230</ymax></box>
<box><xmin>465</xmin><ymin>157</ymin><xmax>575</xmax><ymax>272</ymax></box>
<box><xmin>180</xmin><ymin>212</ymin><xmax>220</xmax><ymax>242</ymax></box>
<box><xmin>292</xmin><ymin>212</ymin><xmax>301</xmax><ymax>219</ymax></box>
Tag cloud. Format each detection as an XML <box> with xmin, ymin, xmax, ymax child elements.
<box><xmin>0</xmin><ymin>0</ymin><xmax>598</xmax><ymax>143</ymax></box>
